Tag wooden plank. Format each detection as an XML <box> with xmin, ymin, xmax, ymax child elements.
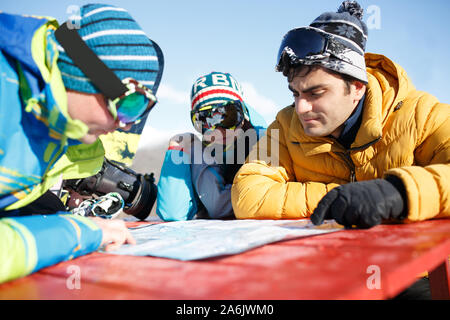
<box><xmin>1</xmin><ymin>219</ymin><xmax>450</xmax><ymax>300</ymax></box>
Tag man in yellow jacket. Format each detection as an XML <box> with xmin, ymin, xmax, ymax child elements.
<box><xmin>231</xmin><ymin>1</ymin><xmax>449</xmax><ymax>228</ymax></box>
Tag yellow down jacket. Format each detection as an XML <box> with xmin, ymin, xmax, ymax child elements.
<box><xmin>231</xmin><ymin>53</ymin><xmax>450</xmax><ymax>222</ymax></box>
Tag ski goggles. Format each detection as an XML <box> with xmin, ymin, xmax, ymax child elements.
<box><xmin>72</xmin><ymin>192</ymin><xmax>124</xmax><ymax>219</ymax></box>
<box><xmin>55</xmin><ymin>22</ymin><xmax>157</xmax><ymax>127</ymax></box>
<box><xmin>276</xmin><ymin>27</ymin><xmax>354</xmax><ymax>72</ymax></box>
<box><xmin>191</xmin><ymin>100</ymin><xmax>245</xmax><ymax>134</ymax></box>
<box><xmin>107</xmin><ymin>78</ymin><xmax>157</xmax><ymax>126</ymax></box>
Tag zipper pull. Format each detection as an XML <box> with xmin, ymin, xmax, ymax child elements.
<box><xmin>350</xmin><ymin>170</ymin><xmax>356</xmax><ymax>183</ymax></box>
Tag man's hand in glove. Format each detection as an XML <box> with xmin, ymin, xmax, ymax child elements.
<box><xmin>311</xmin><ymin>177</ymin><xmax>407</xmax><ymax>229</ymax></box>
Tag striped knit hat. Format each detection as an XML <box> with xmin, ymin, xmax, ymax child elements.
<box><xmin>55</xmin><ymin>3</ymin><xmax>161</xmax><ymax>93</ymax></box>
<box><xmin>190</xmin><ymin>72</ymin><xmax>249</xmax><ymax>117</ymax></box>
<box><xmin>308</xmin><ymin>1</ymin><xmax>368</xmax><ymax>83</ymax></box>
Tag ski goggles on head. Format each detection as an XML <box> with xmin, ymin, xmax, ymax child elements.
<box><xmin>276</xmin><ymin>27</ymin><xmax>355</xmax><ymax>73</ymax></box>
<box><xmin>191</xmin><ymin>100</ymin><xmax>245</xmax><ymax>134</ymax></box>
<box><xmin>55</xmin><ymin>22</ymin><xmax>158</xmax><ymax>127</ymax></box>
<box><xmin>73</xmin><ymin>192</ymin><xmax>125</xmax><ymax>220</ymax></box>
<box><xmin>107</xmin><ymin>78</ymin><xmax>157</xmax><ymax>126</ymax></box>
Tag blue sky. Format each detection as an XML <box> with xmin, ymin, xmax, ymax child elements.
<box><xmin>2</xmin><ymin>0</ymin><xmax>450</xmax><ymax>148</ymax></box>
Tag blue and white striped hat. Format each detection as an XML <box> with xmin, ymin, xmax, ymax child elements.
<box><xmin>56</xmin><ymin>3</ymin><xmax>162</xmax><ymax>94</ymax></box>
<box><xmin>308</xmin><ymin>1</ymin><xmax>368</xmax><ymax>83</ymax></box>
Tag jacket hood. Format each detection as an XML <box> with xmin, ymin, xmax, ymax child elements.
<box><xmin>357</xmin><ymin>53</ymin><xmax>416</xmax><ymax>148</ymax></box>
<box><xmin>0</xmin><ymin>13</ymin><xmax>88</xmax><ymax>142</ymax></box>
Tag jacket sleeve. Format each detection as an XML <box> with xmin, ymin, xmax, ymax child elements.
<box><xmin>156</xmin><ymin>148</ymin><xmax>198</xmax><ymax>221</ymax></box>
<box><xmin>0</xmin><ymin>213</ymin><xmax>102</xmax><ymax>284</ymax></box>
<box><xmin>231</xmin><ymin>118</ymin><xmax>339</xmax><ymax>219</ymax></box>
<box><xmin>384</xmin><ymin>100</ymin><xmax>450</xmax><ymax>222</ymax></box>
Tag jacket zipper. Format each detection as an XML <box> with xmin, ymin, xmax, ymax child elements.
<box><xmin>333</xmin><ymin>135</ymin><xmax>382</xmax><ymax>183</ymax></box>
<box><xmin>336</xmin><ymin>151</ymin><xmax>356</xmax><ymax>182</ymax></box>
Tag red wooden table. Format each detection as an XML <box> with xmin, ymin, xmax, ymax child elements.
<box><xmin>0</xmin><ymin>219</ymin><xmax>449</xmax><ymax>300</ymax></box>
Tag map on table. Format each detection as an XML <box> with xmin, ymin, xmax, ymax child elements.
<box><xmin>108</xmin><ymin>219</ymin><xmax>343</xmax><ymax>260</ymax></box>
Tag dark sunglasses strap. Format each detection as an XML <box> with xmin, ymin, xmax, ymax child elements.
<box><xmin>55</xmin><ymin>22</ymin><xmax>127</xmax><ymax>100</ymax></box>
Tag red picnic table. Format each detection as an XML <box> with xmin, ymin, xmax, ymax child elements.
<box><xmin>0</xmin><ymin>219</ymin><xmax>449</xmax><ymax>300</ymax></box>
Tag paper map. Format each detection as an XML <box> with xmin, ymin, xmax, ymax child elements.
<box><xmin>108</xmin><ymin>219</ymin><xmax>343</xmax><ymax>260</ymax></box>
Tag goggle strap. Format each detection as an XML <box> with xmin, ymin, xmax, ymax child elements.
<box><xmin>55</xmin><ymin>22</ymin><xmax>128</xmax><ymax>100</ymax></box>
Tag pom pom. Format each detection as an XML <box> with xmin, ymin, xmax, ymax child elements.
<box><xmin>337</xmin><ymin>1</ymin><xmax>364</xmax><ymax>20</ymax></box>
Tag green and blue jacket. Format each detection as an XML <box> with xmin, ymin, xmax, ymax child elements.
<box><xmin>0</xmin><ymin>13</ymin><xmax>103</xmax><ymax>283</ymax></box>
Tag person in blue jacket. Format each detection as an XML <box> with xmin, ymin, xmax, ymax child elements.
<box><xmin>0</xmin><ymin>4</ymin><xmax>163</xmax><ymax>283</ymax></box>
<box><xmin>156</xmin><ymin>72</ymin><xmax>266</xmax><ymax>221</ymax></box>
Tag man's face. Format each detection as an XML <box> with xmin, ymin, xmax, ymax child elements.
<box><xmin>66</xmin><ymin>90</ymin><xmax>132</xmax><ymax>144</ymax></box>
<box><xmin>288</xmin><ymin>67</ymin><xmax>365</xmax><ymax>138</ymax></box>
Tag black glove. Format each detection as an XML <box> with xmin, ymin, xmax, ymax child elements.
<box><xmin>311</xmin><ymin>177</ymin><xmax>407</xmax><ymax>229</ymax></box>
